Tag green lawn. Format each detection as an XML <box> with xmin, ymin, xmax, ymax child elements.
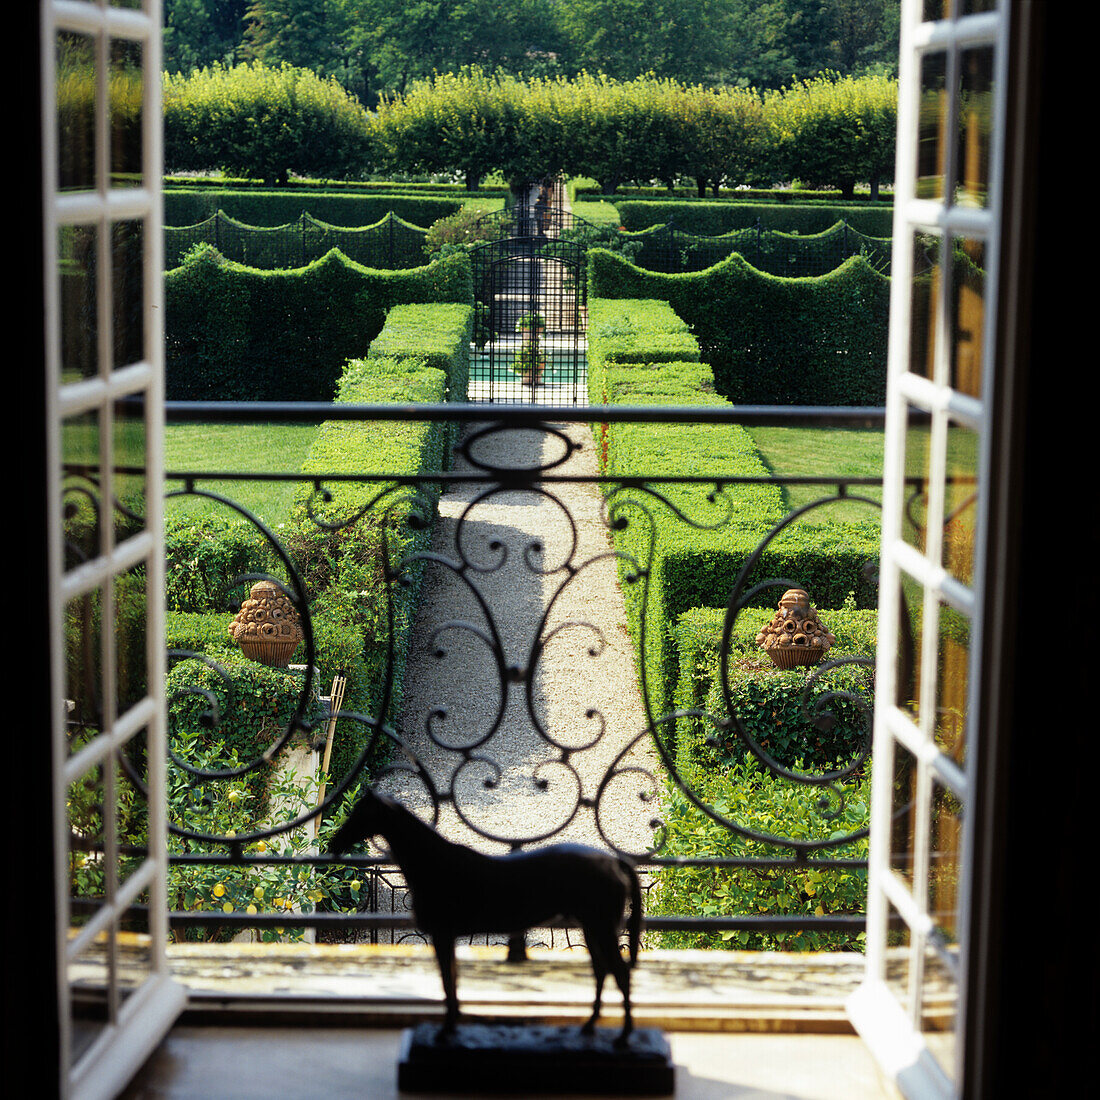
<box><xmin>164</xmin><ymin>422</ymin><xmax>321</xmax><ymax>526</ymax></box>
<box><xmin>745</xmin><ymin>426</ymin><xmax>887</xmax><ymax>524</ymax></box>
<box><xmin>746</xmin><ymin>423</ymin><xmax>979</xmax><ymax>564</ymax></box>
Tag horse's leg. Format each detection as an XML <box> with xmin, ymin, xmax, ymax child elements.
<box><xmin>432</xmin><ymin>936</ymin><xmax>459</xmax><ymax>1038</ymax></box>
<box><xmin>581</xmin><ymin>935</ymin><xmax>608</xmax><ymax>1035</ymax></box>
<box><xmin>582</xmin><ymin>931</ymin><xmax>608</xmax><ymax>1036</ymax></box>
<box><xmin>587</xmin><ymin>921</ymin><xmax>634</xmax><ymax>1046</ymax></box>
<box><xmin>608</xmin><ymin>939</ymin><xmax>634</xmax><ymax>1047</ymax></box>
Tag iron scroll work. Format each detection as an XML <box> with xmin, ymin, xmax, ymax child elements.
<box><xmin>123</xmin><ymin>401</ymin><xmax>893</xmax><ymax>957</ymax></box>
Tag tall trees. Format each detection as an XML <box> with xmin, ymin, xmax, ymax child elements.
<box><xmin>163</xmin><ymin>0</ymin><xmax>250</xmax><ymax>74</ymax></box>
<box><xmin>163</xmin><ymin>61</ymin><xmax>372</xmax><ymax>183</ymax></box>
<box><xmin>557</xmin><ymin>0</ymin><xmax>737</xmax><ymax>84</ymax></box>
<box><xmin>368</xmin><ymin>71</ymin><xmax>896</xmax><ymax>194</ymax></box>
<box><xmin>765</xmin><ymin>72</ymin><xmax>897</xmax><ymax>197</ymax></box>
<box><xmin>165</xmin><ymin>0</ymin><xmax>900</xmax><ymax>101</ymax></box>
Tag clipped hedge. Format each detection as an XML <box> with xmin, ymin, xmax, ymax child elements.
<box><xmin>588</xmin><ymin>303</ymin><xmax>880</xmax><ymax>742</ymax></box>
<box><xmin>164</xmin><ymin>247</ymin><xmax>473</xmax><ymax>402</ymax></box>
<box><xmin>165</xmin><ymin>516</ymin><xmax>273</xmax><ymax>614</ymax></box>
<box><xmin>164</xmin><ymin>353</ymin><xmax>452</xmax><ymax>791</ymax></box>
<box><xmin>585</xmin><ymin>299</ymin><xmax>695</xmax><ymax>407</ymax></box>
<box><xmin>671</xmin><ymin>604</ymin><xmax>878</xmax><ymax>777</ymax></box>
<box><xmin>164</xmin><ymin>211</ymin><xmax>433</xmax><ymax>272</ymax></box>
<box><xmin>289</xmin><ymin>354</ymin><xmax>450</xmax><ymax>782</ymax></box>
<box><xmin>164</xmin><ymin>188</ymin><xmax>466</xmax><ymax>229</ymax></box>
<box><xmin>367</xmin><ymin>301</ymin><xmax>474</xmax><ymax>403</ymax></box>
<box><xmin>613</xmin><ymin>200</ymin><xmax>893</xmax><ymax>236</ymax></box>
<box><xmin>588</xmin><ymin>248</ymin><xmax>889</xmax><ymax>406</ymax></box>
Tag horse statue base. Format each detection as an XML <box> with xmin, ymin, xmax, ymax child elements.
<box><xmin>397</xmin><ymin>1021</ymin><xmax>675</xmax><ymax>1096</ymax></box>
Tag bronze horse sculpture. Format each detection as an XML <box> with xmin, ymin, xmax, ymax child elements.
<box><xmin>330</xmin><ymin>789</ymin><xmax>642</xmax><ymax>1044</ymax></box>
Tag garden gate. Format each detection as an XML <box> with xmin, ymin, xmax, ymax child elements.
<box><xmin>469</xmin><ymin>182</ymin><xmax>587</xmax><ymax>405</ymax></box>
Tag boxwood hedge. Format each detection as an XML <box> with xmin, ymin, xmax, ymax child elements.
<box><xmin>613</xmin><ymin>200</ymin><xmax>893</xmax><ymax>236</ymax></box>
<box><xmin>164</xmin><ymin>246</ymin><xmax>472</xmax><ymax>402</ymax></box>
<box><xmin>588</xmin><ymin>300</ymin><xmax>880</xmax><ymax>748</ymax></box>
<box><xmin>164</xmin><ymin>188</ymin><xmax>467</xmax><ymax>229</ymax></box>
<box><xmin>588</xmin><ymin>248</ymin><xmax>889</xmax><ymax>406</ymax></box>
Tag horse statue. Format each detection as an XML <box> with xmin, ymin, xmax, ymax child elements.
<box><xmin>330</xmin><ymin>788</ymin><xmax>642</xmax><ymax>1045</ymax></box>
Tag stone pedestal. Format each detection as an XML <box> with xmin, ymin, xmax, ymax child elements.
<box><xmin>397</xmin><ymin>1022</ymin><xmax>675</xmax><ymax>1095</ymax></box>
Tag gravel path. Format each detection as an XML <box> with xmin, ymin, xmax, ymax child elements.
<box><xmin>378</xmin><ymin>419</ymin><xmax>659</xmax><ymax>862</ymax></box>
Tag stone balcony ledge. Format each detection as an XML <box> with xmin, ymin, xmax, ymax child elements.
<box><xmin>159</xmin><ymin>943</ymin><xmax>907</xmax><ymax>1034</ymax></box>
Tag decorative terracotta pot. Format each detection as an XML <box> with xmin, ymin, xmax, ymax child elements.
<box><xmin>227</xmin><ymin>581</ymin><xmax>303</xmax><ymax>668</ymax></box>
<box><xmin>756</xmin><ymin>587</ymin><xmax>835</xmax><ymax>670</ymax></box>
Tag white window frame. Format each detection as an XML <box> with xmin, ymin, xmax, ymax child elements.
<box><xmin>848</xmin><ymin>2</ymin><xmax>1010</xmax><ymax>1097</ymax></box>
<box><xmin>43</xmin><ymin>3</ymin><xmax>184</xmax><ymax>1097</ymax></box>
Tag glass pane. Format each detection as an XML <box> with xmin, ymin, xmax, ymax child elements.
<box><xmin>69</xmin><ymin>760</ymin><xmax>109</xmax><ymax>922</ymax></box>
<box><xmin>59</xmin><ymin>225</ymin><xmax>99</xmax><ymax>382</ymax></box>
<box><xmin>928</xmin><ymin>779</ymin><xmax>963</xmax><ymax>943</ymax></box>
<box><xmin>917</xmin><ymin>52</ymin><xmax>948</xmax><ymax>201</ymax></box>
<box><xmin>69</xmin><ymin>932</ymin><xmax>110</xmax><ymax>1069</ymax></box>
<box><xmin>115</xmin><ymin>738</ymin><xmax>151</xmax><ymax>917</ymax></box>
<box><xmin>894</xmin><ymin>571</ymin><xmax>924</xmax><ymax>719</ymax></box>
<box><xmin>110</xmin><ymin>38</ymin><xmax>144</xmax><ymax>188</ymax></box>
<box><xmin>57</xmin><ymin>31</ymin><xmax>96</xmax><ymax>193</ymax></box>
<box><xmin>113</xmin><ymin>394</ymin><xmax>148</xmax><ymax>540</ymax></box>
<box><xmin>922</xmin><ymin>941</ymin><xmax>959</xmax><ymax>1084</ymax></box>
<box><xmin>943</xmin><ymin>418</ymin><xmax>980</xmax><ymax>586</ymax></box>
<box><xmin>63</xmin><ymin>410</ymin><xmax>103</xmax><ymax>568</ymax></box>
<box><xmin>885</xmin><ymin>902</ymin><xmax>912</xmax><ymax>1013</ymax></box>
<box><xmin>901</xmin><ymin>407</ymin><xmax>931</xmax><ymax>553</ymax></box>
<box><xmin>66</xmin><ymin>590</ymin><xmax>103</xmax><ymax>756</ymax></box>
<box><xmin>890</xmin><ymin>742</ymin><xmax>919</xmax><ymax>887</ymax></box>
<box><xmin>909</xmin><ymin>231</ymin><xmax>940</xmax><ymax>380</ymax></box>
<box><xmin>118</xmin><ymin>920</ymin><xmax>153</xmax><ymax>1008</ymax></box>
<box><xmin>949</xmin><ymin>237</ymin><xmax>985</xmax><ymax>398</ymax></box>
<box><xmin>116</xmin><ymin>565</ymin><xmax>148</xmax><ymax>719</ymax></box>
<box><xmin>935</xmin><ymin>601</ymin><xmax>970</xmax><ymax>767</ymax></box>
<box><xmin>112</xmin><ymin>221</ymin><xmax>146</xmax><ymax>369</ymax></box>
<box><xmin>957</xmin><ymin>46</ymin><xmax>995</xmax><ymax>208</ymax></box>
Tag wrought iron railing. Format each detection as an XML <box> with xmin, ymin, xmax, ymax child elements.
<box><xmin>71</xmin><ymin>401</ymin><xmax>906</xmax><ymax>953</ymax></box>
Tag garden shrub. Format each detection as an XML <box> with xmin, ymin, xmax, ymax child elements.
<box><xmin>671</xmin><ymin>604</ymin><xmax>878</xmax><ymax>777</ymax></box>
<box><xmin>588</xmin><ymin>248</ymin><xmax>890</xmax><ymax>406</ymax></box>
<box><xmin>585</xmin><ymin>298</ymin><xmax>701</xmax><ymax>412</ymax></box>
<box><xmin>165</xmin><ymin>515</ymin><xmax>273</xmax><ymax>613</ymax></box>
<box><xmin>165</xmin><ymin>653</ymin><xmax>326</xmax><ymax>810</ymax></box>
<box><xmin>164</xmin><ymin>211</ymin><xmax>433</xmax><ymax>272</ymax></box>
<box><xmin>166</xmin><ymin>609</ymin><xmax>382</xmax><ymax>791</ymax></box>
<box><xmin>647</xmin><ymin>754</ymin><xmax>870</xmax><ymax>952</ymax></box>
<box><xmin>164</xmin><ymin>246</ymin><xmax>473</xmax><ymax>402</ymax></box>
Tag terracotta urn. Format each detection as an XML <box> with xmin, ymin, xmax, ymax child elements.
<box><xmin>756</xmin><ymin>588</ymin><xmax>836</xmax><ymax>669</ymax></box>
<box><xmin>227</xmin><ymin>581</ymin><xmax>303</xmax><ymax>668</ymax></box>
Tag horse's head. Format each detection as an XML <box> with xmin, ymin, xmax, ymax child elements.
<box><xmin>329</xmin><ymin>787</ymin><xmax>393</xmax><ymax>856</ymax></box>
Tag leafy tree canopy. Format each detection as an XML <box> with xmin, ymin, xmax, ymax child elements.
<box><xmin>165</xmin><ymin>0</ymin><xmax>900</xmax><ymax>103</ymax></box>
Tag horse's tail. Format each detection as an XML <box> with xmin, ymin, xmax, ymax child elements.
<box><xmin>622</xmin><ymin>858</ymin><xmax>642</xmax><ymax>967</ymax></box>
